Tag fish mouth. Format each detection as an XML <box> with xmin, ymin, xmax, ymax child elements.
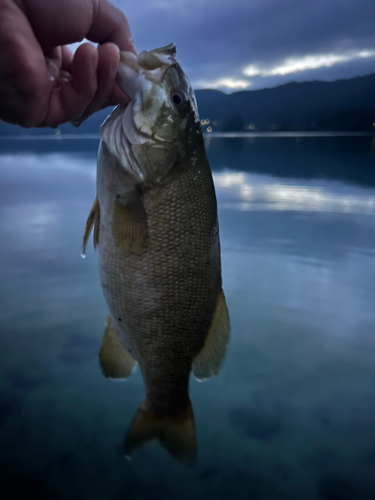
<box><xmin>116</xmin><ymin>52</ymin><xmax>142</xmax><ymax>100</ymax></box>
<box><xmin>117</xmin><ymin>44</ymin><xmax>177</xmax><ymax>99</ymax></box>
<box><xmin>116</xmin><ymin>44</ymin><xmax>179</xmax><ymax>145</ymax></box>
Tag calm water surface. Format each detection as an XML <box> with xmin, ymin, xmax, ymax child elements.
<box><xmin>0</xmin><ymin>136</ymin><xmax>375</xmax><ymax>499</ymax></box>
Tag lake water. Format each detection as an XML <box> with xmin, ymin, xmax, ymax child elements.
<box><xmin>1</xmin><ymin>135</ymin><xmax>375</xmax><ymax>499</ymax></box>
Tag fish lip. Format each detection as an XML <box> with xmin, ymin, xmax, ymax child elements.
<box><xmin>116</xmin><ymin>52</ymin><xmax>143</xmax><ymax>100</ymax></box>
<box><xmin>117</xmin><ymin>45</ymin><xmax>177</xmax><ymax>99</ymax></box>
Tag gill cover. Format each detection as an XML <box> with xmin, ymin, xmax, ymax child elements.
<box><xmin>101</xmin><ymin>44</ymin><xmax>199</xmax><ymax>185</ymax></box>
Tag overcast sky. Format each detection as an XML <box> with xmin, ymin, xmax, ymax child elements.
<box><xmin>110</xmin><ymin>0</ymin><xmax>375</xmax><ymax>92</ymax></box>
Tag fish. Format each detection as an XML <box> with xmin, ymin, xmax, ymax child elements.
<box><xmin>82</xmin><ymin>44</ymin><xmax>230</xmax><ymax>466</ymax></box>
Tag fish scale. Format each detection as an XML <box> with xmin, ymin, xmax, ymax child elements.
<box><xmin>98</xmin><ymin>156</ymin><xmax>220</xmax><ymax>377</ymax></box>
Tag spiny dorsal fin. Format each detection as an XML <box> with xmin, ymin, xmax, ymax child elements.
<box><xmin>193</xmin><ymin>290</ymin><xmax>230</xmax><ymax>381</ymax></box>
<box><xmin>82</xmin><ymin>197</ymin><xmax>100</xmax><ymax>256</ymax></box>
<box><xmin>124</xmin><ymin>401</ymin><xmax>196</xmax><ymax>467</ymax></box>
<box><xmin>112</xmin><ymin>190</ymin><xmax>148</xmax><ymax>256</ymax></box>
<box><xmin>99</xmin><ymin>317</ymin><xmax>136</xmax><ymax>379</ymax></box>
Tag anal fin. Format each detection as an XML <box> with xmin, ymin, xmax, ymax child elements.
<box><xmin>99</xmin><ymin>316</ymin><xmax>136</xmax><ymax>379</ymax></box>
<box><xmin>193</xmin><ymin>290</ymin><xmax>230</xmax><ymax>381</ymax></box>
<box><xmin>112</xmin><ymin>190</ymin><xmax>148</xmax><ymax>256</ymax></box>
<box><xmin>82</xmin><ymin>197</ymin><xmax>100</xmax><ymax>256</ymax></box>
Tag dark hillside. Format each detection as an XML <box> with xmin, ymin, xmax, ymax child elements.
<box><xmin>1</xmin><ymin>73</ymin><xmax>375</xmax><ymax>135</ymax></box>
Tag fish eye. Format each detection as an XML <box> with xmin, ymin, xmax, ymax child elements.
<box><xmin>172</xmin><ymin>92</ymin><xmax>183</xmax><ymax>105</ymax></box>
<box><xmin>170</xmin><ymin>89</ymin><xmax>189</xmax><ymax>113</ymax></box>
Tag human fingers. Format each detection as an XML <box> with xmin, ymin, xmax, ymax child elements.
<box><xmin>87</xmin><ymin>0</ymin><xmax>136</xmax><ymax>54</ymax></box>
<box><xmin>0</xmin><ymin>0</ymin><xmax>134</xmax><ymax>127</ymax></box>
<box><xmin>0</xmin><ymin>0</ymin><xmax>53</xmax><ymax>126</ymax></box>
<box><xmin>71</xmin><ymin>42</ymin><xmax>129</xmax><ymax>124</ymax></box>
<box><xmin>17</xmin><ymin>0</ymin><xmax>136</xmax><ymax>54</ymax></box>
<box><xmin>61</xmin><ymin>45</ymin><xmax>74</xmax><ymax>71</ymax></box>
<box><xmin>57</xmin><ymin>45</ymin><xmax>74</xmax><ymax>84</ymax></box>
<box><xmin>43</xmin><ymin>42</ymin><xmax>99</xmax><ymax>127</ymax></box>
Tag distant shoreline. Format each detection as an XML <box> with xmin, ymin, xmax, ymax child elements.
<box><xmin>208</xmin><ymin>131</ymin><xmax>375</xmax><ymax>137</ymax></box>
<box><xmin>0</xmin><ymin>131</ymin><xmax>375</xmax><ymax>141</ymax></box>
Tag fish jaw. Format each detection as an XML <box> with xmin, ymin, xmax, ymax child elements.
<box><xmin>116</xmin><ymin>51</ymin><xmax>144</xmax><ymax>100</ymax></box>
<box><xmin>117</xmin><ymin>45</ymin><xmax>177</xmax><ymax>95</ymax></box>
<box><xmin>116</xmin><ymin>45</ymin><xmax>177</xmax><ymax>125</ymax></box>
<box><xmin>100</xmin><ymin>44</ymin><xmax>201</xmax><ymax>186</ymax></box>
<box><xmin>116</xmin><ymin>46</ymin><xmax>183</xmax><ymax>145</ymax></box>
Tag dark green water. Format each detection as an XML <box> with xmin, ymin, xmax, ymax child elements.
<box><xmin>1</xmin><ymin>135</ymin><xmax>375</xmax><ymax>499</ymax></box>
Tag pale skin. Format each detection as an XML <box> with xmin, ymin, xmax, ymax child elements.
<box><xmin>0</xmin><ymin>0</ymin><xmax>136</xmax><ymax>127</ymax></box>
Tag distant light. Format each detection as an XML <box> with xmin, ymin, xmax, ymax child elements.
<box><xmin>55</xmin><ymin>129</ymin><xmax>61</xmax><ymax>135</ymax></box>
<box><xmin>206</xmin><ymin>119</ymin><xmax>210</xmax><ymax>124</ymax></box>
<box><xmin>207</xmin><ymin>126</ymin><xmax>213</xmax><ymax>133</ymax></box>
<box><xmin>248</xmin><ymin>124</ymin><xmax>255</xmax><ymax>130</ymax></box>
<box><xmin>373</xmin><ymin>122</ymin><xmax>375</xmax><ymax>127</ymax></box>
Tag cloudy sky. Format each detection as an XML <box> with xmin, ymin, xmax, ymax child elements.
<box><xmin>110</xmin><ymin>0</ymin><xmax>375</xmax><ymax>92</ymax></box>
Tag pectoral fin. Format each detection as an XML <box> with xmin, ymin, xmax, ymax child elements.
<box><xmin>82</xmin><ymin>197</ymin><xmax>100</xmax><ymax>256</ymax></box>
<box><xmin>124</xmin><ymin>401</ymin><xmax>197</xmax><ymax>467</ymax></box>
<box><xmin>193</xmin><ymin>290</ymin><xmax>230</xmax><ymax>381</ymax></box>
<box><xmin>99</xmin><ymin>317</ymin><xmax>136</xmax><ymax>379</ymax></box>
<box><xmin>112</xmin><ymin>191</ymin><xmax>148</xmax><ymax>256</ymax></box>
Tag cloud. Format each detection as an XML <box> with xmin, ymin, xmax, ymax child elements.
<box><xmin>244</xmin><ymin>50</ymin><xmax>375</xmax><ymax>78</ymax></box>
<box><xmin>195</xmin><ymin>78</ymin><xmax>251</xmax><ymax>91</ymax></box>
<box><xmin>110</xmin><ymin>0</ymin><xmax>375</xmax><ymax>91</ymax></box>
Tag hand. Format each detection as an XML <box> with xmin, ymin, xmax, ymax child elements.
<box><xmin>0</xmin><ymin>0</ymin><xmax>136</xmax><ymax>127</ymax></box>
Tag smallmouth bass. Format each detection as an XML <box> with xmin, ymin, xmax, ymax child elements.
<box><xmin>82</xmin><ymin>44</ymin><xmax>230</xmax><ymax>465</ymax></box>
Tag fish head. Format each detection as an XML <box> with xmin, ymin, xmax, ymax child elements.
<box><xmin>101</xmin><ymin>44</ymin><xmax>201</xmax><ymax>184</ymax></box>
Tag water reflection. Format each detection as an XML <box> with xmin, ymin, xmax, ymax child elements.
<box><xmin>214</xmin><ymin>171</ymin><xmax>375</xmax><ymax>214</ymax></box>
<box><xmin>0</xmin><ymin>138</ymin><xmax>375</xmax><ymax>498</ymax></box>
<box><xmin>205</xmin><ymin>135</ymin><xmax>375</xmax><ymax>188</ymax></box>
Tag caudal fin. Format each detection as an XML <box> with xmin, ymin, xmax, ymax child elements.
<box><xmin>124</xmin><ymin>401</ymin><xmax>197</xmax><ymax>466</ymax></box>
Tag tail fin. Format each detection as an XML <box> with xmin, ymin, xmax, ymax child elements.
<box><xmin>124</xmin><ymin>401</ymin><xmax>197</xmax><ymax>466</ymax></box>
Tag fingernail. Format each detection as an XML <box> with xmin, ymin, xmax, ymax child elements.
<box><xmin>46</xmin><ymin>59</ymin><xmax>60</xmax><ymax>79</ymax></box>
<box><xmin>98</xmin><ymin>42</ymin><xmax>120</xmax><ymax>54</ymax></box>
<box><xmin>110</xmin><ymin>43</ymin><xmax>120</xmax><ymax>58</ymax></box>
<box><xmin>59</xmin><ymin>77</ymin><xmax>70</xmax><ymax>86</ymax></box>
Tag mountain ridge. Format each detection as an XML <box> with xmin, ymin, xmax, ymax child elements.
<box><xmin>1</xmin><ymin>73</ymin><xmax>375</xmax><ymax>135</ymax></box>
